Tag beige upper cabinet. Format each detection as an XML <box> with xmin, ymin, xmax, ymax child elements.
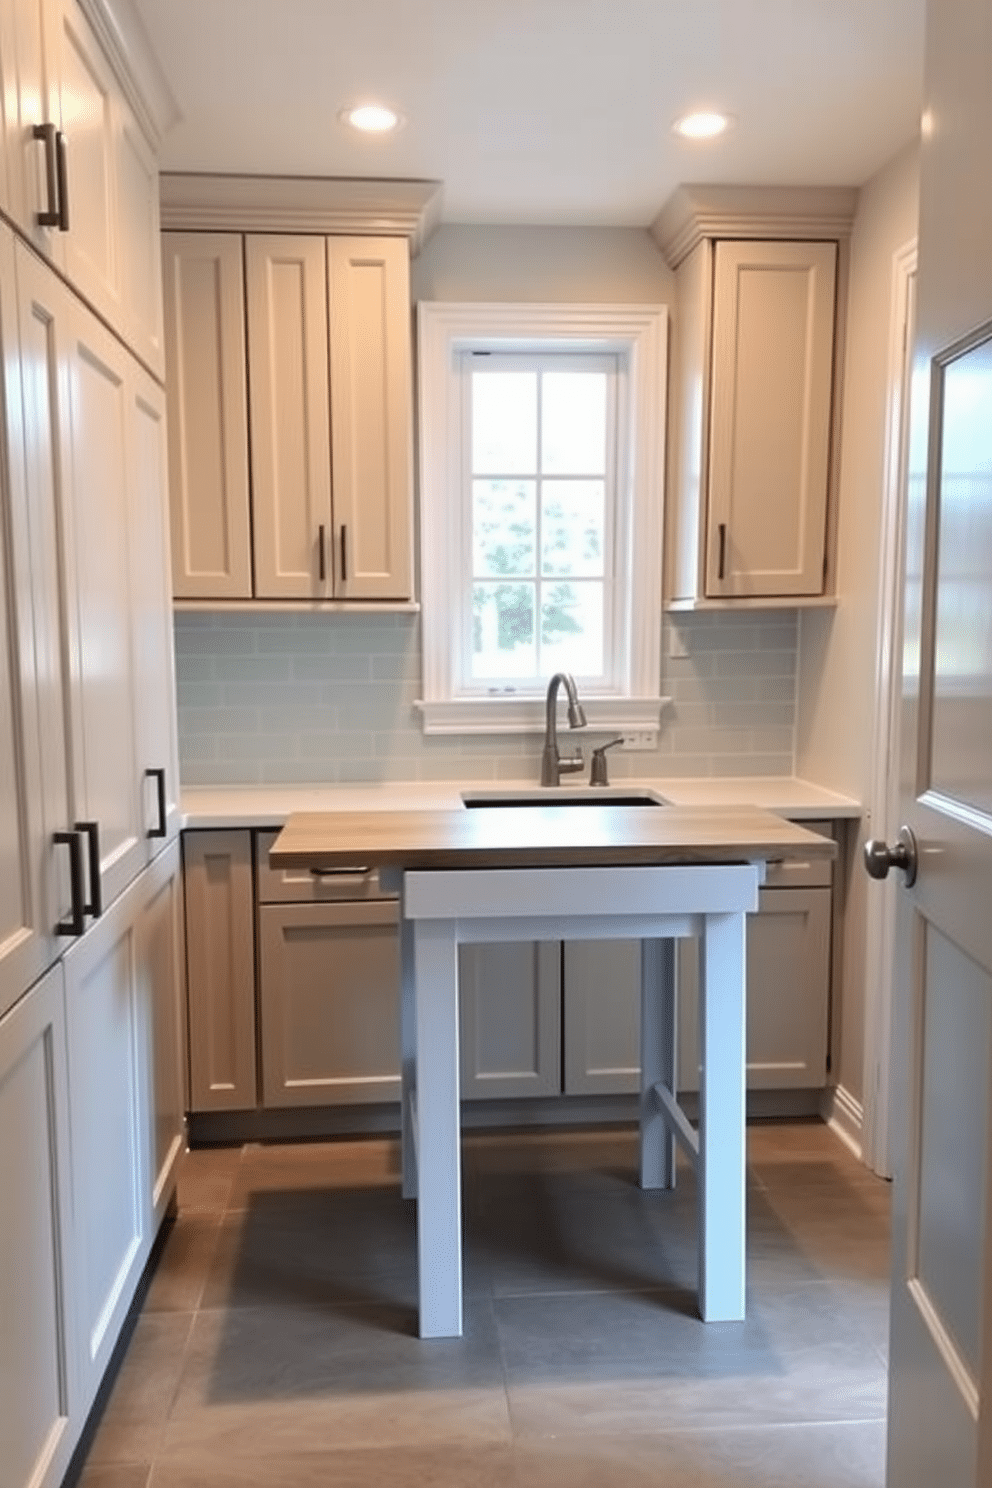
<box><xmin>327</xmin><ymin>236</ymin><xmax>414</xmax><ymax>600</ymax></box>
<box><xmin>246</xmin><ymin>233</ymin><xmax>334</xmax><ymax>600</ymax></box>
<box><xmin>0</xmin><ymin>0</ymin><xmax>62</xmax><ymax>259</ymax></box>
<box><xmin>163</xmin><ymin>228</ymin><xmax>415</xmax><ymax>605</ymax></box>
<box><xmin>707</xmin><ymin>239</ymin><xmax>837</xmax><ymax>598</ymax></box>
<box><xmin>655</xmin><ymin>186</ymin><xmax>854</xmax><ymax>609</ymax></box>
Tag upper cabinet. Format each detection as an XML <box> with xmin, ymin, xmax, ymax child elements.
<box><xmin>653</xmin><ymin>185</ymin><xmax>856</xmax><ymax>608</ymax></box>
<box><xmin>0</xmin><ymin>0</ymin><xmax>166</xmax><ymax>377</ymax></box>
<box><xmin>164</xmin><ymin>227</ymin><xmax>416</xmax><ymax>605</ymax></box>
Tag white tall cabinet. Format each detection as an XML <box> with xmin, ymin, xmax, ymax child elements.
<box><xmin>0</xmin><ymin>4</ymin><xmax>182</xmax><ymax>1484</ymax></box>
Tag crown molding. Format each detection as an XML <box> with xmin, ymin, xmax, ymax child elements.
<box><xmin>80</xmin><ymin>0</ymin><xmax>180</xmax><ymax>148</ymax></box>
<box><xmin>160</xmin><ymin>174</ymin><xmax>444</xmax><ymax>255</ymax></box>
<box><xmin>651</xmin><ymin>183</ymin><xmax>858</xmax><ymax>268</ymax></box>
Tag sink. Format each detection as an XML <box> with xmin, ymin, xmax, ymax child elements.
<box><xmin>460</xmin><ymin>788</ymin><xmax>668</xmax><ymax>808</ymax></box>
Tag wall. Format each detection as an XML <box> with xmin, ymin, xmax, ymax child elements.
<box><xmin>176</xmin><ymin>225</ymin><xmax>801</xmax><ymax>787</ymax></box>
<box><xmin>175</xmin><ymin>609</ymin><xmax>797</xmax><ymax>786</ymax></box>
<box><xmin>795</xmin><ymin>142</ymin><xmax>920</xmax><ymax>1130</ymax></box>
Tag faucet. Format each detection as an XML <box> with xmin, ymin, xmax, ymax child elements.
<box><xmin>540</xmin><ymin>672</ymin><xmax>587</xmax><ymax>785</ymax></box>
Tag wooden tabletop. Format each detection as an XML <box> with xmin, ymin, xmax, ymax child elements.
<box><xmin>270</xmin><ymin>804</ymin><xmax>837</xmax><ymax>872</ymax></box>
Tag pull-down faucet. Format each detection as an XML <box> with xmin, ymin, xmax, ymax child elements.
<box><xmin>540</xmin><ymin>672</ymin><xmax>587</xmax><ymax>785</ymax></box>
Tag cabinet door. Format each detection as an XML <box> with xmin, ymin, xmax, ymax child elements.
<box><xmin>0</xmin><ymin>963</ymin><xmax>80</xmax><ymax>1488</ymax></box>
<box><xmin>162</xmin><ymin>232</ymin><xmax>252</xmax><ymax>600</ymax></box>
<box><xmin>258</xmin><ymin>899</ymin><xmax>400</xmax><ymax>1107</ymax></box>
<box><xmin>50</xmin><ymin>0</ymin><xmax>122</xmax><ymax>332</ymax></box>
<box><xmin>0</xmin><ymin>222</ymin><xmax>52</xmax><ymax>1018</ymax></box>
<box><xmin>183</xmin><ymin>830</ymin><xmax>257</xmax><ymax>1111</ymax></box>
<box><xmin>707</xmin><ymin>239</ymin><xmax>837</xmax><ymax>598</ymax></box>
<box><xmin>63</xmin><ymin>875</ymin><xmax>148</xmax><ymax>1414</ymax></box>
<box><xmin>679</xmin><ymin>886</ymin><xmax>832</xmax><ymax>1092</ymax></box>
<box><xmin>135</xmin><ymin>840</ymin><xmax>185</xmax><ymax>1228</ymax></box>
<box><xmin>0</xmin><ymin>0</ymin><xmax>63</xmax><ymax>259</ymax></box>
<box><xmin>327</xmin><ymin>236</ymin><xmax>413</xmax><ymax>599</ymax></box>
<box><xmin>562</xmin><ymin>939</ymin><xmax>641</xmax><ymax>1095</ymax></box>
<box><xmin>246</xmin><ymin>234</ymin><xmax>332</xmax><ymax>599</ymax></box>
<box><xmin>458</xmin><ymin>941</ymin><xmax>561</xmax><ymax>1100</ymax></box>
<box><xmin>61</xmin><ymin>288</ymin><xmax>145</xmax><ymax>908</ymax></box>
<box><xmin>126</xmin><ymin>366</ymin><xmax>181</xmax><ymax>853</ymax></box>
<box><xmin>116</xmin><ymin>93</ymin><xmax>163</xmax><ymax>377</ymax></box>
<box><xmin>14</xmin><ymin>241</ymin><xmax>79</xmax><ymax>949</ymax></box>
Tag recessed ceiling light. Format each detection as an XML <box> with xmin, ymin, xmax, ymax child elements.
<box><xmin>673</xmin><ymin>111</ymin><xmax>733</xmax><ymax>140</ymax></box>
<box><xmin>340</xmin><ymin>103</ymin><xmax>402</xmax><ymax>134</ymax></box>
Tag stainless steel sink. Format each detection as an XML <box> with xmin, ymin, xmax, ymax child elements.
<box><xmin>460</xmin><ymin>788</ymin><xmax>669</xmax><ymax>808</ymax></box>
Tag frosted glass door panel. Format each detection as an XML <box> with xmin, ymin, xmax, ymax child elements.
<box><xmin>928</xmin><ymin>332</ymin><xmax>992</xmax><ymax>817</ymax></box>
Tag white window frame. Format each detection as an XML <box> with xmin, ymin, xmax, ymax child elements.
<box><xmin>416</xmin><ymin>301</ymin><xmax>669</xmax><ymax>735</ymax></box>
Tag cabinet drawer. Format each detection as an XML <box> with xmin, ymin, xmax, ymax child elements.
<box><xmin>762</xmin><ymin>855</ymin><xmax>833</xmax><ymax>889</ymax></box>
<box><xmin>256</xmin><ymin>829</ymin><xmax>395</xmax><ymax>903</ymax></box>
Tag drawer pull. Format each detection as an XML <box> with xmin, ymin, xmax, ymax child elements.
<box><xmin>75</xmin><ymin>819</ymin><xmax>102</xmax><ymax>918</ymax></box>
<box><xmin>54</xmin><ymin>830</ymin><xmax>85</xmax><ymax>937</ymax></box>
<box><xmin>309</xmin><ymin>865</ymin><xmax>372</xmax><ymax>879</ymax></box>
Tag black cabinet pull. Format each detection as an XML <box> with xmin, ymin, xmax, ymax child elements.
<box><xmin>55</xmin><ymin>130</ymin><xmax>70</xmax><ymax>231</ymax></box>
<box><xmin>75</xmin><ymin>820</ymin><xmax>102</xmax><ymax>918</ymax></box>
<box><xmin>33</xmin><ymin>123</ymin><xmax>60</xmax><ymax>228</ymax></box>
<box><xmin>146</xmin><ymin>767</ymin><xmax>167</xmax><ymax>838</ymax></box>
<box><xmin>317</xmin><ymin>524</ymin><xmax>327</xmax><ymax>582</ymax></box>
<box><xmin>340</xmin><ymin>524</ymin><xmax>348</xmax><ymax>582</ymax></box>
<box><xmin>54</xmin><ymin>831</ymin><xmax>85</xmax><ymax>937</ymax></box>
<box><xmin>718</xmin><ymin>522</ymin><xmax>727</xmax><ymax>581</ymax></box>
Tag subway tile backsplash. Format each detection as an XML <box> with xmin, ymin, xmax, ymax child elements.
<box><xmin>173</xmin><ymin>610</ymin><xmax>797</xmax><ymax>786</ymax></box>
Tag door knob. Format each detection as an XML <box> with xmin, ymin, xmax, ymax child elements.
<box><xmin>863</xmin><ymin>825</ymin><xmax>918</xmax><ymax>887</ymax></box>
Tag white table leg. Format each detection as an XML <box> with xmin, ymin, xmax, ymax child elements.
<box><xmin>639</xmin><ymin>937</ymin><xmax>677</xmax><ymax>1190</ymax></box>
<box><xmin>413</xmin><ymin>917</ymin><xmax>463</xmax><ymax>1339</ymax></box>
<box><xmin>697</xmin><ymin>910</ymin><xmax>747</xmax><ymax>1322</ymax></box>
<box><xmin>399</xmin><ymin>907</ymin><xmax>417</xmax><ymax>1200</ymax></box>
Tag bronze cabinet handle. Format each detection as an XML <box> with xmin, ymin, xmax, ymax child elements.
<box><xmin>146</xmin><ymin>767</ymin><xmax>167</xmax><ymax>838</ymax></box>
<box><xmin>54</xmin><ymin>831</ymin><xmax>85</xmax><ymax>937</ymax></box>
<box><xmin>75</xmin><ymin>820</ymin><xmax>102</xmax><ymax>918</ymax></box>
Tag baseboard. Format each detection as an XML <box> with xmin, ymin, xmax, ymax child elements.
<box><xmin>820</xmin><ymin>1083</ymin><xmax>864</xmax><ymax>1161</ymax></box>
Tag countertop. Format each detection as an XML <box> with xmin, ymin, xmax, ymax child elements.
<box><xmin>270</xmin><ymin>803</ymin><xmax>837</xmax><ymax>872</ymax></box>
<box><xmin>181</xmin><ymin>776</ymin><xmax>861</xmax><ymax>829</ymax></box>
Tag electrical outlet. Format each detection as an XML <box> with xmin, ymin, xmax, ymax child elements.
<box><xmin>620</xmin><ymin>730</ymin><xmax>657</xmax><ymax>752</ymax></box>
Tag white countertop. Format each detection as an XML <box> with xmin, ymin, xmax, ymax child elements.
<box><xmin>181</xmin><ymin>776</ymin><xmax>860</xmax><ymax>828</ymax></box>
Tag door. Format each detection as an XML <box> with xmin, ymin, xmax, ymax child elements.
<box><xmin>161</xmin><ymin>232</ymin><xmax>252</xmax><ymax>600</ymax></box>
<box><xmin>245</xmin><ymin>234</ymin><xmax>333</xmax><ymax>599</ymax></box>
<box><xmin>883</xmin><ymin>320</ymin><xmax>992</xmax><ymax>1485</ymax></box>
<box><xmin>327</xmin><ymin>235</ymin><xmax>414</xmax><ymax>599</ymax></box>
<box><xmin>126</xmin><ymin>367</ymin><xmax>181</xmax><ymax>853</ymax></box>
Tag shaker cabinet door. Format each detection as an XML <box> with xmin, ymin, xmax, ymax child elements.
<box><xmin>162</xmin><ymin>231</ymin><xmax>252</xmax><ymax>599</ymax></box>
<box><xmin>246</xmin><ymin>233</ymin><xmax>333</xmax><ymax>600</ymax></box>
<box><xmin>707</xmin><ymin>239</ymin><xmax>837</xmax><ymax>598</ymax></box>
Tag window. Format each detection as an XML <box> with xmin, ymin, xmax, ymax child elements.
<box><xmin>417</xmin><ymin>303</ymin><xmax>668</xmax><ymax>735</ymax></box>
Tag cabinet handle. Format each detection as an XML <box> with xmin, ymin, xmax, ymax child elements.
<box><xmin>340</xmin><ymin>524</ymin><xmax>348</xmax><ymax>583</ymax></box>
<box><xmin>718</xmin><ymin>522</ymin><xmax>727</xmax><ymax>581</ymax></box>
<box><xmin>318</xmin><ymin>524</ymin><xmax>327</xmax><ymax>582</ymax></box>
<box><xmin>146</xmin><ymin>767</ymin><xmax>167</xmax><ymax>838</ymax></box>
<box><xmin>55</xmin><ymin>130</ymin><xmax>70</xmax><ymax>232</ymax></box>
<box><xmin>309</xmin><ymin>865</ymin><xmax>372</xmax><ymax>878</ymax></box>
<box><xmin>54</xmin><ymin>831</ymin><xmax>86</xmax><ymax>937</ymax></box>
<box><xmin>75</xmin><ymin>820</ymin><xmax>102</xmax><ymax>918</ymax></box>
<box><xmin>33</xmin><ymin>123</ymin><xmax>61</xmax><ymax>228</ymax></box>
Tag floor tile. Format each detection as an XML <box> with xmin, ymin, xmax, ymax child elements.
<box><xmin>76</xmin><ymin>1465</ymin><xmax>152</xmax><ymax>1488</ymax></box>
<box><xmin>177</xmin><ymin>1147</ymin><xmax>243</xmax><ymax>1215</ymax></box>
<box><xmin>85</xmin><ymin>1313</ymin><xmax>194</xmax><ymax>1466</ymax></box>
<box><xmin>158</xmin><ymin>1296</ymin><xmax>512</xmax><ymax>1458</ymax></box>
<box><xmin>143</xmin><ymin>1215</ymin><xmax>222</xmax><ymax>1314</ymax></box>
<box><xmin>511</xmin><ymin>1420</ymin><xmax>887</xmax><ymax>1487</ymax></box>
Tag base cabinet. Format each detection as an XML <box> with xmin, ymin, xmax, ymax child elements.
<box><xmin>0</xmin><ymin>962</ymin><xmax>78</xmax><ymax>1488</ymax></box>
<box><xmin>458</xmin><ymin>942</ymin><xmax>561</xmax><ymax>1100</ymax></box>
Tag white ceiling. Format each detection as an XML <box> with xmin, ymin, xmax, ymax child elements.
<box><xmin>132</xmin><ymin>0</ymin><xmax>925</xmax><ymax>228</ymax></box>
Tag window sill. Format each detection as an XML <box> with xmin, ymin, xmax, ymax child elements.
<box><xmin>414</xmin><ymin>695</ymin><xmax>671</xmax><ymax>737</ymax></box>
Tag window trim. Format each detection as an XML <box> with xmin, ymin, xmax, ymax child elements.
<box><xmin>416</xmin><ymin>301</ymin><xmax>669</xmax><ymax>736</ymax></box>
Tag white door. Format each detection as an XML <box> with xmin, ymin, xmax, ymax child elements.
<box><xmin>881</xmin><ymin>318</ymin><xmax>992</xmax><ymax>1482</ymax></box>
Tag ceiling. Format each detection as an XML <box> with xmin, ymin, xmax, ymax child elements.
<box><xmin>132</xmin><ymin>0</ymin><xmax>925</xmax><ymax>228</ymax></box>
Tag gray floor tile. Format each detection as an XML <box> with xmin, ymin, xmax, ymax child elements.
<box><xmin>77</xmin><ymin>1465</ymin><xmax>152</xmax><ymax>1488</ymax></box>
<box><xmin>85</xmin><ymin>1313</ymin><xmax>194</xmax><ymax>1466</ymax></box>
<box><xmin>151</xmin><ymin>1443</ymin><xmax>515</xmax><ymax>1487</ymax></box>
<box><xmin>177</xmin><ymin>1147</ymin><xmax>243</xmax><ymax>1215</ymax></box>
<box><xmin>158</xmin><ymin>1296</ymin><xmax>512</xmax><ymax>1458</ymax></box>
<box><xmin>143</xmin><ymin>1215</ymin><xmax>222</xmax><ymax>1314</ymax></box>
